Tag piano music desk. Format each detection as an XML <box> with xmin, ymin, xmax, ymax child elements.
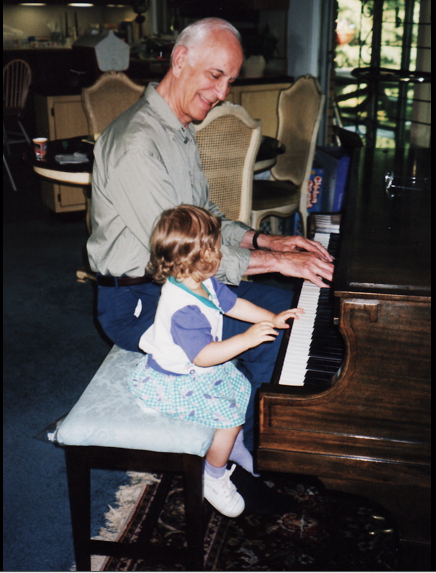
<box><xmin>257</xmin><ymin>148</ymin><xmax>431</xmax><ymax>570</ymax></box>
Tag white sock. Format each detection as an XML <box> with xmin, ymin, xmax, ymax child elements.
<box><xmin>204</xmin><ymin>459</ymin><xmax>226</xmax><ymax>479</ymax></box>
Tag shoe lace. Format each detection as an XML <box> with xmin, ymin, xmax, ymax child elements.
<box><xmin>221</xmin><ymin>464</ymin><xmax>238</xmax><ymax>498</ymax></box>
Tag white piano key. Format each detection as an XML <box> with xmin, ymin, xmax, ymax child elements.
<box><xmin>278</xmin><ymin>232</ymin><xmax>330</xmax><ymax>386</ymax></box>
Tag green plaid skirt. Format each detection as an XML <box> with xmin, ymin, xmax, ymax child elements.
<box><xmin>128</xmin><ymin>355</ymin><xmax>251</xmax><ymax>428</ymax></box>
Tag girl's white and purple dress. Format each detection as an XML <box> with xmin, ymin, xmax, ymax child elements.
<box><xmin>128</xmin><ymin>276</ymin><xmax>251</xmax><ymax>428</ymax></box>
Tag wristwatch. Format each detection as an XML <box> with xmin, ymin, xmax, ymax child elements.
<box><xmin>252</xmin><ymin>230</ymin><xmax>270</xmax><ymax>250</ymax></box>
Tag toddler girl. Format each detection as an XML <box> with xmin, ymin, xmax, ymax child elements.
<box><xmin>128</xmin><ymin>205</ymin><xmax>303</xmax><ymax>517</ymax></box>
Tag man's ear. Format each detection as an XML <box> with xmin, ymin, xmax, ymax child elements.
<box><xmin>171</xmin><ymin>45</ymin><xmax>189</xmax><ymax>77</ymax></box>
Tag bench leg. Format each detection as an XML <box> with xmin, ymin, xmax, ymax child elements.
<box><xmin>65</xmin><ymin>447</ymin><xmax>92</xmax><ymax>572</ymax></box>
<box><xmin>182</xmin><ymin>454</ymin><xmax>204</xmax><ymax>571</ymax></box>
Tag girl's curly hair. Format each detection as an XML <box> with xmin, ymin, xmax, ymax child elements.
<box><xmin>147</xmin><ymin>205</ymin><xmax>222</xmax><ymax>284</ymax></box>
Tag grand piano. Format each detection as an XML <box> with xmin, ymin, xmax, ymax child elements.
<box><xmin>256</xmin><ymin>147</ymin><xmax>431</xmax><ymax>569</ymax></box>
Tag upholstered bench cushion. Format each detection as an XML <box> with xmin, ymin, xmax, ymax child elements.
<box><xmin>55</xmin><ymin>345</ymin><xmax>215</xmax><ymax>456</ymax></box>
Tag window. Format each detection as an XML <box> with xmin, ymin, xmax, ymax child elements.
<box><xmin>335</xmin><ymin>0</ymin><xmax>428</xmax><ymax>148</ymax></box>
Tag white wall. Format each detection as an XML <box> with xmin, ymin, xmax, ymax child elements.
<box><xmin>287</xmin><ymin>0</ymin><xmax>323</xmax><ymax>79</ymax></box>
<box><xmin>259</xmin><ymin>9</ymin><xmax>288</xmax><ymax>73</ymax></box>
<box><xmin>287</xmin><ymin>0</ymin><xmax>335</xmax><ymax>144</ymax></box>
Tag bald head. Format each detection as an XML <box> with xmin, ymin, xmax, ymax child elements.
<box><xmin>171</xmin><ymin>18</ymin><xmax>242</xmax><ymax>66</ymax></box>
<box><xmin>157</xmin><ymin>18</ymin><xmax>243</xmax><ymax>127</ymax></box>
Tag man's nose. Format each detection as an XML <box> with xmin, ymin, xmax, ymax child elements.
<box><xmin>215</xmin><ymin>79</ymin><xmax>231</xmax><ymax>101</ymax></box>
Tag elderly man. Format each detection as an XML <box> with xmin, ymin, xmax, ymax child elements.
<box><xmin>87</xmin><ymin>18</ymin><xmax>333</xmax><ymax>457</ymax></box>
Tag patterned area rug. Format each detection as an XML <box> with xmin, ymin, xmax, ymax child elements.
<box><xmin>94</xmin><ymin>469</ymin><xmax>399</xmax><ymax>571</ymax></box>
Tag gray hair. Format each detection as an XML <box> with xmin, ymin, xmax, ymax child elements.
<box><xmin>171</xmin><ymin>18</ymin><xmax>241</xmax><ymax>64</ymax></box>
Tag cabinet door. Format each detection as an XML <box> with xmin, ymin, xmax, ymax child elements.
<box><xmin>34</xmin><ymin>95</ymin><xmax>89</xmax><ymax>213</ymax></box>
<box><xmin>51</xmin><ymin>99</ymin><xmax>88</xmax><ymax>211</ymax></box>
<box><xmin>52</xmin><ymin>99</ymin><xmax>89</xmax><ymax>139</ymax></box>
<box><xmin>40</xmin><ymin>181</ymin><xmax>87</xmax><ymax>213</ymax></box>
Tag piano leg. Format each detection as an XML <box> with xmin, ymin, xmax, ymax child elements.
<box><xmin>320</xmin><ymin>478</ymin><xmax>431</xmax><ymax>572</ymax></box>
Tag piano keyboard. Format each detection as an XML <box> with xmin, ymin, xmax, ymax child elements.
<box><xmin>279</xmin><ymin>232</ymin><xmax>343</xmax><ymax>387</ymax></box>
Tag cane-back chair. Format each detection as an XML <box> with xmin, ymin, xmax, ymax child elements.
<box><xmin>81</xmin><ymin>71</ymin><xmax>145</xmax><ymax>140</ymax></box>
<box><xmin>195</xmin><ymin>102</ymin><xmax>262</xmax><ymax>226</ymax></box>
<box><xmin>251</xmin><ymin>74</ymin><xmax>325</xmax><ymax>237</ymax></box>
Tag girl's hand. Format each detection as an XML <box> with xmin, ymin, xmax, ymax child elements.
<box><xmin>272</xmin><ymin>308</ymin><xmax>304</xmax><ymax>329</ymax></box>
<box><xmin>243</xmin><ymin>322</ymin><xmax>279</xmax><ymax>348</ymax></box>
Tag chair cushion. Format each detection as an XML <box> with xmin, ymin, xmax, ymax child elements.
<box><xmin>55</xmin><ymin>345</ymin><xmax>215</xmax><ymax>456</ymax></box>
<box><xmin>252</xmin><ymin>179</ymin><xmax>300</xmax><ymax>210</ymax></box>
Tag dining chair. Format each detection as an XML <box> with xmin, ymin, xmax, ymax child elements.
<box><xmin>3</xmin><ymin>59</ymin><xmax>32</xmax><ymax>190</ymax></box>
<box><xmin>81</xmin><ymin>71</ymin><xmax>145</xmax><ymax>140</ymax></box>
<box><xmin>3</xmin><ymin>59</ymin><xmax>32</xmax><ymax>155</ymax></box>
<box><xmin>250</xmin><ymin>74</ymin><xmax>325</xmax><ymax>238</ymax></box>
<box><xmin>3</xmin><ymin>152</ymin><xmax>17</xmax><ymax>191</ymax></box>
<box><xmin>195</xmin><ymin>102</ymin><xmax>262</xmax><ymax>226</ymax></box>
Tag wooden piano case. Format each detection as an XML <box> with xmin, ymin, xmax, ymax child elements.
<box><xmin>257</xmin><ymin>148</ymin><xmax>431</xmax><ymax>569</ymax></box>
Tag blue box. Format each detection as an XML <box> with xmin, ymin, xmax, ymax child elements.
<box><xmin>314</xmin><ymin>147</ymin><xmax>351</xmax><ymax>212</ymax></box>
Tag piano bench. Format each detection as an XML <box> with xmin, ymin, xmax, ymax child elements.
<box><xmin>52</xmin><ymin>345</ymin><xmax>215</xmax><ymax>571</ymax></box>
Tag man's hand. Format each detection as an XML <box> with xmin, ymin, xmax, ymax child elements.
<box><xmin>241</xmin><ymin>231</ymin><xmax>334</xmax><ymax>288</ymax></box>
<box><xmin>267</xmin><ymin>234</ymin><xmax>333</xmax><ymax>263</ymax></box>
<box><xmin>274</xmin><ymin>249</ymin><xmax>334</xmax><ymax>288</ymax></box>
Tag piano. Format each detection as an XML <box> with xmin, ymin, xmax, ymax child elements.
<box><xmin>256</xmin><ymin>148</ymin><xmax>431</xmax><ymax>569</ymax></box>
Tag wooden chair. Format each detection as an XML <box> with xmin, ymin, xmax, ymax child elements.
<box><xmin>195</xmin><ymin>102</ymin><xmax>262</xmax><ymax>226</ymax></box>
<box><xmin>251</xmin><ymin>75</ymin><xmax>325</xmax><ymax>237</ymax></box>
<box><xmin>53</xmin><ymin>345</ymin><xmax>214</xmax><ymax>571</ymax></box>
<box><xmin>3</xmin><ymin>151</ymin><xmax>17</xmax><ymax>191</ymax></box>
<box><xmin>81</xmin><ymin>71</ymin><xmax>145</xmax><ymax>139</ymax></box>
<box><xmin>3</xmin><ymin>59</ymin><xmax>32</xmax><ymax>154</ymax></box>
<box><xmin>3</xmin><ymin>59</ymin><xmax>32</xmax><ymax>191</ymax></box>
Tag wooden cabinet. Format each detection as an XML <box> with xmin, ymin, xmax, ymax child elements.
<box><xmin>226</xmin><ymin>82</ymin><xmax>292</xmax><ymax>138</ymax></box>
<box><xmin>34</xmin><ymin>94</ymin><xmax>89</xmax><ymax>213</ymax></box>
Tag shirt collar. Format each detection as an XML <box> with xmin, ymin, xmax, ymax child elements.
<box><xmin>168</xmin><ymin>276</ymin><xmax>223</xmax><ymax>312</ymax></box>
<box><xmin>145</xmin><ymin>82</ymin><xmax>196</xmax><ymax>143</ymax></box>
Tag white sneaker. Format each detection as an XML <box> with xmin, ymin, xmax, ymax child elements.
<box><xmin>204</xmin><ymin>464</ymin><xmax>245</xmax><ymax>518</ymax></box>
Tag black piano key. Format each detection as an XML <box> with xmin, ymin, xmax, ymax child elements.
<box><xmin>309</xmin><ymin>338</ymin><xmax>342</xmax><ymax>349</ymax></box>
<box><xmin>311</xmin><ymin>329</ymin><xmax>340</xmax><ymax>341</ymax></box>
<box><xmin>313</xmin><ymin>329</ymin><xmax>341</xmax><ymax>340</ymax></box>
<box><xmin>306</xmin><ymin>357</ymin><xmax>340</xmax><ymax>374</ymax></box>
<box><xmin>304</xmin><ymin>370</ymin><xmax>334</xmax><ymax>386</ymax></box>
<box><xmin>300</xmin><ymin>233</ymin><xmax>344</xmax><ymax>388</ymax></box>
<box><xmin>308</xmin><ymin>349</ymin><xmax>343</xmax><ymax>363</ymax></box>
<box><xmin>309</xmin><ymin>336</ymin><xmax>343</xmax><ymax>351</ymax></box>
<box><xmin>277</xmin><ymin>231</ymin><xmax>344</xmax><ymax>390</ymax></box>
<box><xmin>308</xmin><ymin>351</ymin><xmax>343</xmax><ymax>364</ymax></box>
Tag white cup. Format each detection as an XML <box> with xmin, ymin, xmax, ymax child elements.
<box><xmin>33</xmin><ymin>137</ymin><xmax>48</xmax><ymax>161</ymax></box>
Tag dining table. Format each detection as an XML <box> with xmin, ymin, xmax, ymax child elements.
<box><xmin>25</xmin><ymin>135</ymin><xmax>95</xmax><ymax>187</ymax></box>
<box><xmin>24</xmin><ymin>136</ymin><xmax>95</xmax><ymax>281</ymax></box>
<box><xmin>25</xmin><ymin>133</ymin><xmax>284</xmax><ymax>187</ymax></box>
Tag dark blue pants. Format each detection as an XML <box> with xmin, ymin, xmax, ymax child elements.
<box><xmin>97</xmin><ymin>280</ymin><xmax>293</xmax><ymax>450</ymax></box>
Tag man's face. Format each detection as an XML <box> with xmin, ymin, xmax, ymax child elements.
<box><xmin>171</xmin><ymin>30</ymin><xmax>243</xmax><ymax>126</ymax></box>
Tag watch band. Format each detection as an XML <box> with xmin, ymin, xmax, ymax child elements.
<box><xmin>252</xmin><ymin>230</ymin><xmax>270</xmax><ymax>250</ymax></box>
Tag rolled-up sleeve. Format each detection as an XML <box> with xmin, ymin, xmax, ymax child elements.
<box><xmin>203</xmin><ymin>183</ymin><xmax>252</xmax><ymax>285</ymax></box>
